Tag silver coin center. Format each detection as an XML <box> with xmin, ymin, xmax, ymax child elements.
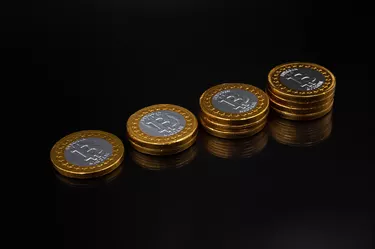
<box><xmin>139</xmin><ymin>110</ymin><xmax>186</xmax><ymax>137</ymax></box>
<box><xmin>212</xmin><ymin>89</ymin><xmax>258</xmax><ymax>113</ymax></box>
<box><xmin>64</xmin><ymin>137</ymin><xmax>113</xmax><ymax>167</ymax></box>
<box><xmin>279</xmin><ymin>67</ymin><xmax>326</xmax><ymax>91</ymax></box>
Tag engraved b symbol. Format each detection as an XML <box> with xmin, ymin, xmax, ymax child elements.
<box><xmin>70</xmin><ymin>143</ymin><xmax>104</xmax><ymax>164</ymax></box>
<box><xmin>218</xmin><ymin>93</ymin><xmax>250</xmax><ymax>110</ymax></box>
<box><xmin>285</xmin><ymin>71</ymin><xmax>318</xmax><ymax>88</ymax></box>
<box><xmin>144</xmin><ymin>113</ymin><xmax>180</xmax><ymax>134</ymax></box>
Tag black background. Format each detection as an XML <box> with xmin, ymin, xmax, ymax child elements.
<box><xmin>35</xmin><ymin>1</ymin><xmax>375</xmax><ymax>248</ymax></box>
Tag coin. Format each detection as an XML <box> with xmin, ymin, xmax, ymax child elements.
<box><xmin>199</xmin><ymin>83</ymin><xmax>269</xmax><ymax>138</ymax></box>
<box><xmin>269</xmin><ymin>111</ymin><xmax>332</xmax><ymax>146</ymax></box>
<box><xmin>267</xmin><ymin>62</ymin><xmax>336</xmax><ymax>120</ymax></box>
<box><xmin>127</xmin><ymin>104</ymin><xmax>198</xmax><ymax>155</ymax></box>
<box><xmin>268</xmin><ymin>62</ymin><xmax>336</xmax><ymax>102</ymax></box>
<box><xmin>50</xmin><ymin>130</ymin><xmax>125</xmax><ymax>179</ymax></box>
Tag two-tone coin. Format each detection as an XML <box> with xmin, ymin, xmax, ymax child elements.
<box><xmin>268</xmin><ymin>111</ymin><xmax>333</xmax><ymax>146</ymax></box>
<box><xmin>267</xmin><ymin>62</ymin><xmax>336</xmax><ymax>120</ymax></box>
<box><xmin>126</xmin><ymin>104</ymin><xmax>198</xmax><ymax>155</ymax></box>
<box><xmin>50</xmin><ymin>130</ymin><xmax>125</xmax><ymax>179</ymax></box>
<box><xmin>199</xmin><ymin>83</ymin><xmax>269</xmax><ymax>139</ymax></box>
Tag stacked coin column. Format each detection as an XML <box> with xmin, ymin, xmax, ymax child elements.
<box><xmin>199</xmin><ymin>83</ymin><xmax>269</xmax><ymax>139</ymax></box>
<box><xmin>266</xmin><ymin>62</ymin><xmax>336</xmax><ymax>120</ymax></box>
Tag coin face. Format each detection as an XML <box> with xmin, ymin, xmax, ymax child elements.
<box><xmin>268</xmin><ymin>62</ymin><xmax>335</xmax><ymax>97</ymax></box>
<box><xmin>279</xmin><ymin>67</ymin><xmax>326</xmax><ymax>91</ymax></box>
<box><xmin>50</xmin><ymin>130</ymin><xmax>125</xmax><ymax>179</ymax></box>
<box><xmin>199</xmin><ymin>83</ymin><xmax>269</xmax><ymax>123</ymax></box>
<box><xmin>127</xmin><ymin>104</ymin><xmax>198</xmax><ymax>155</ymax></box>
<box><xmin>212</xmin><ymin>89</ymin><xmax>258</xmax><ymax>113</ymax></box>
<box><xmin>139</xmin><ymin>110</ymin><xmax>186</xmax><ymax>137</ymax></box>
<box><xmin>64</xmin><ymin>137</ymin><xmax>113</xmax><ymax>166</ymax></box>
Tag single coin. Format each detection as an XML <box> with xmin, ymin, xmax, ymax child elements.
<box><xmin>266</xmin><ymin>87</ymin><xmax>335</xmax><ymax>108</ymax></box>
<box><xmin>267</xmin><ymin>62</ymin><xmax>336</xmax><ymax>102</ymax></box>
<box><xmin>50</xmin><ymin>130</ymin><xmax>125</xmax><ymax>179</ymax></box>
<box><xmin>200</xmin><ymin>109</ymin><xmax>268</xmax><ymax>131</ymax></box>
<box><xmin>127</xmin><ymin>104</ymin><xmax>198</xmax><ymax>155</ymax></box>
<box><xmin>270</xmin><ymin>101</ymin><xmax>333</xmax><ymax>121</ymax></box>
<box><xmin>200</xmin><ymin>116</ymin><xmax>267</xmax><ymax>139</ymax></box>
<box><xmin>199</xmin><ymin>83</ymin><xmax>269</xmax><ymax>125</ymax></box>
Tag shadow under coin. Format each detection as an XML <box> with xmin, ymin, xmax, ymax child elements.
<box><xmin>201</xmin><ymin>129</ymin><xmax>268</xmax><ymax>159</ymax></box>
<box><xmin>268</xmin><ymin>110</ymin><xmax>333</xmax><ymax>147</ymax></box>
<box><xmin>55</xmin><ymin>163</ymin><xmax>124</xmax><ymax>188</ymax></box>
<box><xmin>130</xmin><ymin>144</ymin><xmax>198</xmax><ymax>170</ymax></box>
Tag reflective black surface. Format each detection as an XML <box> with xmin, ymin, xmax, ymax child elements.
<box><xmin>40</xmin><ymin>1</ymin><xmax>374</xmax><ymax>248</ymax></box>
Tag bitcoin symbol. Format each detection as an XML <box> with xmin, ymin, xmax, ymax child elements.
<box><xmin>283</xmin><ymin>69</ymin><xmax>324</xmax><ymax>90</ymax></box>
<box><xmin>141</xmin><ymin>111</ymin><xmax>184</xmax><ymax>136</ymax></box>
<box><xmin>217</xmin><ymin>92</ymin><xmax>251</xmax><ymax>111</ymax></box>
<box><xmin>68</xmin><ymin>141</ymin><xmax>109</xmax><ymax>165</ymax></box>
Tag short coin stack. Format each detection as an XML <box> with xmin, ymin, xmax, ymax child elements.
<box><xmin>267</xmin><ymin>62</ymin><xmax>336</xmax><ymax>120</ymax></box>
<box><xmin>126</xmin><ymin>104</ymin><xmax>198</xmax><ymax>155</ymax></box>
<box><xmin>199</xmin><ymin>83</ymin><xmax>269</xmax><ymax>139</ymax></box>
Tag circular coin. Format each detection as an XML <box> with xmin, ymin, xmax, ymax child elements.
<box><xmin>50</xmin><ymin>130</ymin><xmax>125</xmax><ymax>179</ymax></box>
<box><xmin>199</xmin><ymin>83</ymin><xmax>269</xmax><ymax>125</ymax></box>
<box><xmin>268</xmin><ymin>62</ymin><xmax>336</xmax><ymax>102</ymax></box>
<box><xmin>127</xmin><ymin>104</ymin><xmax>198</xmax><ymax>155</ymax></box>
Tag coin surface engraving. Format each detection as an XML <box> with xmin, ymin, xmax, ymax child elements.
<box><xmin>64</xmin><ymin>138</ymin><xmax>113</xmax><ymax>166</ymax></box>
<box><xmin>279</xmin><ymin>67</ymin><xmax>325</xmax><ymax>91</ymax></box>
<box><xmin>139</xmin><ymin>110</ymin><xmax>186</xmax><ymax>137</ymax></box>
<box><xmin>212</xmin><ymin>89</ymin><xmax>258</xmax><ymax>113</ymax></box>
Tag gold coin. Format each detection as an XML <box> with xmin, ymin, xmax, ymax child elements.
<box><xmin>50</xmin><ymin>130</ymin><xmax>125</xmax><ymax>179</ymax></box>
<box><xmin>267</xmin><ymin>62</ymin><xmax>336</xmax><ymax>102</ymax></box>
<box><xmin>270</xmin><ymin>101</ymin><xmax>333</xmax><ymax>121</ymax></box>
<box><xmin>202</xmin><ymin>130</ymin><xmax>268</xmax><ymax>159</ymax></box>
<box><xmin>199</xmin><ymin>83</ymin><xmax>269</xmax><ymax>126</ymax></box>
<box><xmin>269</xmin><ymin>111</ymin><xmax>332</xmax><ymax>146</ymax></box>
<box><xmin>266</xmin><ymin>86</ymin><xmax>335</xmax><ymax>108</ymax></box>
<box><xmin>126</xmin><ymin>104</ymin><xmax>198</xmax><ymax>155</ymax></box>
<box><xmin>269</xmin><ymin>96</ymin><xmax>334</xmax><ymax>114</ymax></box>
<box><xmin>200</xmin><ymin>116</ymin><xmax>267</xmax><ymax>139</ymax></box>
<box><xmin>130</xmin><ymin>144</ymin><xmax>197</xmax><ymax>170</ymax></box>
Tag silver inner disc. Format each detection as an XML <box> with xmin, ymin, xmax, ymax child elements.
<box><xmin>64</xmin><ymin>137</ymin><xmax>113</xmax><ymax>166</ymax></box>
<box><xmin>279</xmin><ymin>67</ymin><xmax>326</xmax><ymax>91</ymax></box>
<box><xmin>212</xmin><ymin>88</ymin><xmax>258</xmax><ymax>113</ymax></box>
<box><xmin>139</xmin><ymin>110</ymin><xmax>186</xmax><ymax>137</ymax></box>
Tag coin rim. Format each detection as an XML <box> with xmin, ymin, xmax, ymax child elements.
<box><xmin>50</xmin><ymin>130</ymin><xmax>125</xmax><ymax>179</ymax></box>
<box><xmin>199</xmin><ymin>83</ymin><xmax>269</xmax><ymax>122</ymax></box>
<box><xmin>270</xmin><ymin>102</ymin><xmax>334</xmax><ymax>121</ymax></box>
<box><xmin>126</xmin><ymin>104</ymin><xmax>198</xmax><ymax>146</ymax></box>
<box><xmin>268</xmin><ymin>62</ymin><xmax>336</xmax><ymax>98</ymax></box>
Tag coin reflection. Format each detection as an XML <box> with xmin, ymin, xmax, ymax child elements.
<box><xmin>269</xmin><ymin>110</ymin><xmax>333</xmax><ymax>147</ymax></box>
<box><xmin>55</xmin><ymin>163</ymin><xmax>123</xmax><ymax>187</ymax></box>
<box><xmin>131</xmin><ymin>144</ymin><xmax>197</xmax><ymax>170</ymax></box>
<box><xmin>202</xmin><ymin>129</ymin><xmax>268</xmax><ymax>159</ymax></box>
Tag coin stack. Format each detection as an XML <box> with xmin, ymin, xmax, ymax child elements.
<box><xmin>199</xmin><ymin>83</ymin><xmax>269</xmax><ymax>139</ymax></box>
<box><xmin>127</xmin><ymin>104</ymin><xmax>198</xmax><ymax>155</ymax></box>
<box><xmin>267</xmin><ymin>62</ymin><xmax>336</xmax><ymax>120</ymax></box>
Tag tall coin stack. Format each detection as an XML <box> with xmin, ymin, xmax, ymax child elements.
<box><xmin>267</xmin><ymin>62</ymin><xmax>336</xmax><ymax>120</ymax></box>
<box><xmin>199</xmin><ymin>83</ymin><xmax>269</xmax><ymax>139</ymax></box>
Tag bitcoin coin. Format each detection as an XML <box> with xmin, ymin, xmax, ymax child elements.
<box><xmin>267</xmin><ymin>62</ymin><xmax>336</xmax><ymax>120</ymax></box>
<box><xmin>127</xmin><ymin>104</ymin><xmax>198</xmax><ymax>155</ymax></box>
<box><xmin>199</xmin><ymin>83</ymin><xmax>269</xmax><ymax>138</ymax></box>
<box><xmin>50</xmin><ymin>130</ymin><xmax>125</xmax><ymax>179</ymax></box>
<box><xmin>269</xmin><ymin>111</ymin><xmax>332</xmax><ymax>146</ymax></box>
<box><xmin>200</xmin><ymin>83</ymin><xmax>269</xmax><ymax>125</ymax></box>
